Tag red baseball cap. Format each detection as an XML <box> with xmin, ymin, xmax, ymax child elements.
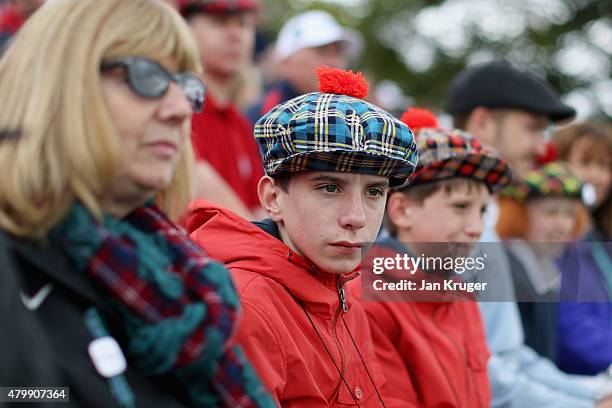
<box><xmin>178</xmin><ymin>0</ymin><xmax>258</xmax><ymax>16</ymax></box>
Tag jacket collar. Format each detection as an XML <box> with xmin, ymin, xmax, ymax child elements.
<box><xmin>186</xmin><ymin>201</ymin><xmax>359</xmax><ymax>317</ymax></box>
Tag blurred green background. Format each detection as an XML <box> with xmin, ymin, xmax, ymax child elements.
<box><xmin>258</xmin><ymin>0</ymin><xmax>611</xmax><ymax>120</ymax></box>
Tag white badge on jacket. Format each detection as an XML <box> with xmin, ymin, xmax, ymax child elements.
<box><xmin>88</xmin><ymin>336</ymin><xmax>128</xmax><ymax>378</ymax></box>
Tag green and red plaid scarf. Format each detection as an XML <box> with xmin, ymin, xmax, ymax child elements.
<box><xmin>51</xmin><ymin>202</ymin><xmax>274</xmax><ymax>407</ymax></box>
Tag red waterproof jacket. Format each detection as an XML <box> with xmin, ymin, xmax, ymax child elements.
<box><xmin>360</xmin><ymin>297</ymin><xmax>491</xmax><ymax>408</ymax></box>
<box><xmin>355</xmin><ymin>241</ymin><xmax>491</xmax><ymax>408</ymax></box>
<box><xmin>186</xmin><ymin>201</ymin><xmax>418</xmax><ymax>407</ymax></box>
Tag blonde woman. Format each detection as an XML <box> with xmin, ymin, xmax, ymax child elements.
<box><xmin>0</xmin><ymin>0</ymin><xmax>273</xmax><ymax>406</ymax></box>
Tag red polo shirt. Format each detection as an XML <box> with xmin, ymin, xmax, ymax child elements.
<box><xmin>190</xmin><ymin>95</ymin><xmax>263</xmax><ymax>210</ymax></box>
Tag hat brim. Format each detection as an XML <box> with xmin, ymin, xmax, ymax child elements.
<box><xmin>399</xmin><ymin>153</ymin><xmax>513</xmax><ymax>192</ymax></box>
<box><xmin>268</xmin><ymin>150</ymin><xmax>416</xmax><ymax>187</ymax></box>
<box><xmin>275</xmin><ymin>28</ymin><xmax>363</xmax><ymax>61</ymax></box>
<box><xmin>445</xmin><ymin>62</ymin><xmax>576</xmax><ymax>123</ymax></box>
<box><xmin>447</xmin><ymin>100</ymin><xmax>576</xmax><ymax>123</ymax></box>
<box><xmin>539</xmin><ymin>102</ymin><xmax>576</xmax><ymax>123</ymax></box>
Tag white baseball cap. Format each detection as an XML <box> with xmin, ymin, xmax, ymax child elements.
<box><xmin>275</xmin><ymin>10</ymin><xmax>363</xmax><ymax>61</ymax></box>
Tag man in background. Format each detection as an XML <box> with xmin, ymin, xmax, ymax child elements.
<box><xmin>246</xmin><ymin>9</ymin><xmax>362</xmax><ymax>124</ymax></box>
<box><xmin>448</xmin><ymin>61</ymin><xmax>612</xmax><ymax>407</ymax></box>
<box><xmin>180</xmin><ymin>0</ymin><xmax>264</xmax><ymax>218</ymax></box>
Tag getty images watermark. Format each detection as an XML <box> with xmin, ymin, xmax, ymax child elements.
<box><xmin>359</xmin><ymin>241</ymin><xmax>612</xmax><ymax>302</ymax></box>
<box><xmin>370</xmin><ymin>252</ymin><xmax>489</xmax><ymax>293</ymax></box>
<box><xmin>360</xmin><ymin>242</ymin><xmax>491</xmax><ymax>302</ymax></box>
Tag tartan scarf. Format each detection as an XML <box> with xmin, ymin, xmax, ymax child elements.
<box><xmin>51</xmin><ymin>202</ymin><xmax>274</xmax><ymax>407</ymax></box>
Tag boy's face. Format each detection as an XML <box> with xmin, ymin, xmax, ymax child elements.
<box><xmin>392</xmin><ymin>182</ymin><xmax>490</xmax><ymax>256</ymax></box>
<box><xmin>525</xmin><ymin>197</ymin><xmax>577</xmax><ymax>243</ymax></box>
<box><xmin>271</xmin><ymin>171</ymin><xmax>389</xmax><ymax>274</ymax></box>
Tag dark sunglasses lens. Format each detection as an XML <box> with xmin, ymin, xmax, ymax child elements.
<box><xmin>128</xmin><ymin>59</ymin><xmax>169</xmax><ymax>99</ymax></box>
<box><xmin>177</xmin><ymin>74</ymin><xmax>205</xmax><ymax>113</ymax></box>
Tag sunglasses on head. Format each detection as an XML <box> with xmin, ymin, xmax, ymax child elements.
<box><xmin>100</xmin><ymin>56</ymin><xmax>205</xmax><ymax>113</ymax></box>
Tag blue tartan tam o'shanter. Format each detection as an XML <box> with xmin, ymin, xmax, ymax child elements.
<box><xmin>254</xmin><ymin>67</ymin><xmax>418</xmax><ymax>187</ymax></box>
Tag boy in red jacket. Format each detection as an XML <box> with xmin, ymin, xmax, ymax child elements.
<box><xmin>356</xmin><ymin>109</ymin><xmax>512</xmax><ymax>408</ymax></box>
<box><xmin>186</xmin><ymin>68</ymin><xmax>420</xmax><ymax>407</ymax></box>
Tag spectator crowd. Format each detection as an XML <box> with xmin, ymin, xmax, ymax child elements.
<box><xmin>0</xmin><ymin>0</ymin><xmax>610</xmax><ymax>407</ymax></box>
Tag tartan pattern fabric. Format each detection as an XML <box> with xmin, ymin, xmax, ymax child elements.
<box><xmin>254</xmin><ymin>92</ymin><xmax>418</xmax><ymax>186</ymax></box>
<box><xmin>51</xmin><ymin>203</ymin><xmax>274</xmax><ymax>408</ymax></box>
<box><xmin>402</xmin><ymin>127</ymin><xmax>512</xmax><ymax>191</ymax></box>
<box><xmin>500</xmin><ymin>162</ymin><xmax>583</xmax><ymax>202</ymax></box>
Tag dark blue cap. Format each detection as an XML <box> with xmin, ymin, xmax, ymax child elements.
<box><xmin>446</xmin><ymin>61</ymin><xmax>575</xmax><ymax>123</ymax></box>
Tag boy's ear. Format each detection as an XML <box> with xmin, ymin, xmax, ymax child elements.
<box><xmin>387</xmin><ymin>191</ymin><xmax>415</xmax><ymax>231</ymax></box>
<box><xmin>258</xmin><ymin>176</ymin><xmax>284</xmax><ymax>222</ymax></box>
<box><xmin>466</xmin><ymin>106</ymin><xmax>496</xmax><ymax>146</ymax></box>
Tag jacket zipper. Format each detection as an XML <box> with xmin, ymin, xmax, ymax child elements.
<box><xmin>338</xmin><ymin>285</ymin><xmax>349</xmax><ymax>313</ymax></box>
<box><xmin>329</xmin><ymin>277</ymin><xmax>348</xmax><ymax>402</ymax></box>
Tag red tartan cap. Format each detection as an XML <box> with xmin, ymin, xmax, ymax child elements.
<box><xmin>178</xmin><ymin>0</ymin><xmax>258</xmax><ymax>16</ymax></box>
<box><xmin>399</xmin><ymin>127</ymin><xmax>513</xmax><ymax>192</ymax></box>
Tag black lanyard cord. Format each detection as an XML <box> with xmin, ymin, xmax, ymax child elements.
<box><xmin>341</xmin><ymin>316</ymin><xmax>387</xmax><ymax>408</ymax></box>
<box><xmin>298</xmin><ymin>300</ymin><xmax>361</xmax><ymax>406</ymax></box>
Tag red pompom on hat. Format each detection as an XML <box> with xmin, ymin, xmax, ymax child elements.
<box><xmin>400</xmin><ymin>108</ymin><xmax>440</xmax><ymax>132</ymax></box>
<box><xmin>536</xmin><ymin>142</ymin><xmax>558</xmax><ymax>165</ymax></box>
<box><xmin>314</xmin><ymin>66</ymin><xmax>369</xmax><ymax>99</ymax></box>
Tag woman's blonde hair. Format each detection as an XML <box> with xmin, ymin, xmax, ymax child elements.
<box><xmin>0</xmin><ymin>0</ymin><xmax>202</xmax><ymax>238</ymax></box>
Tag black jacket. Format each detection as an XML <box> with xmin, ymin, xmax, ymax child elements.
<box><xmin>0</xmin><ymin>231</ymin><xmax>189</xmax><ymax>407</ymax></box>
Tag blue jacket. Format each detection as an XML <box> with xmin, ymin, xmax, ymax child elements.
<box><xmin>558</xmin><ymin>232</ymin><xmax>612</xmax><ymax>375</ymax></box>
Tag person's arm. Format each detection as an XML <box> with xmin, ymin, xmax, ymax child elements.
<box><xmin>232</xmin><ymin>301</ymin><xmax>286</xmax><ymax>406</ymax></box>
<box><xmin>479</xmin><ymin>301</ymin><xmax>599</xmax><ymax>406</ymax></box>
<box><xmin>364</xmin><ymin>305</ymin><xmax>421</xmax><ymax>408</ymax></box>
<box><xmin>488</xmin><ymin>352</ymin><xmax>596</xmax><ymax>408</ymax></box>
<box><xmin>558</xmin><ymin>301</ymin><xmax>612</xmax><ymax>375</ymax></box>
<box><xmin>192</xmin><ymin>160</ymin><xmax>253</xmax><ymax>220</ymax></box>
<box><xmin>516</xmin><ymin>344</ymin><xmax>600</xmax><ymax>399</ymax></box>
